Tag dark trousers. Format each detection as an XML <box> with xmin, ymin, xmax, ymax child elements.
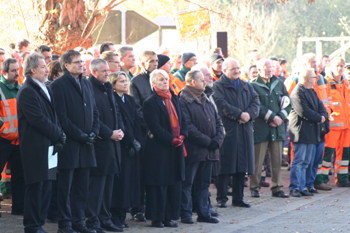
<box><xmin>57</xmin><ymin>168</ymin><xmax>90</xmax><ymax>228</ymax></box>
<box><xmin>181</xmin><ymin>161</ymin><xmax>213</xmax><ymax>219</ymax></box>
<box><xmin>47</xmin><ymin>177</ymin><xmax>58</xmax><ymax>220</ymax></box>
<box><xmin>23</xmin><ymin>180</ymin><xmax>52</xmax><ymax>233</ymax></box>
<box><xmin>111</xmin><ymin>208</ymin><xmax>127</xmax><ymax>226</ymax></box>
<box><xmin>86</xmin><ymin>174</ymin><xmax>114</xmax><ymax>227</ymax></box>
<box><xmin>145</xmin><ymin>181</ymin><xmax>181</xmax><ymax>221</ymax></box>
<box><xmin>0</xmin><ymin>138</ymin><xmax>25</xmax><ymax>213</ymax></box>
<box><xmin>217</xmin><ymin>172</ymin><xmax>245</xmax><ymax>203</ymax></box>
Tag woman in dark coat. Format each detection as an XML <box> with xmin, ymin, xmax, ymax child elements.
<box><xmin>108</xmin><ymin>72</ymin><xmax>142</xmax><ymax>228</ymax></box>
<box><xmin>142</xmin><ymin>69</ymin><xmax>188</xmax><ymax>228</ymax></box>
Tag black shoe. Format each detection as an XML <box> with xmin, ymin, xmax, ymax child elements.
<box><xmin>101</xmin><ymin>223</ymin><xmax>123</xmax><ymax>232</ymax></box>
<box><xmin>232</xmin><ymin>200</ymin><xmax>251</xmax><ymax>208</ymax></box>
<box><xmin>260</xmin><ymin>180</ymin><xmax>270</xmax><ymax>187</ymax></box>
<box><xmin>251</xmin><ymin>190</ymin><xmax>260</xmax><ymax>198</ymax></box>
<box><xmin>181</xmin><ymin>217</ymin><xmax>194</xmax><ymax>224</ymax></box>
<box><xmin>35</xmin><ymin>230</ymin><xmax>48</xmax><ymax>233</ymax></box>
<box><xmin>57</xmin><ymin>226</ymin><xmax>77</xmax><ymax>233</ymax></box>
<box><xmin>210</xmin><ymin>208</ymin><xmax>219</xmax><ymax>217</ymax></box>
<box><xmin>308</xmin><ymin>187</ymin><xmax>318</xmax><ymax>194</ymax></box>
<box><xmin>163</xmin><ymin>220</ymin><xmax>178</xmax><ymax>227</ymax></box>
<box><xmin>337</xmin><ymin>181</ymin><xmax>350</xmax><ymax>187</ymax></box>
<box><xmin>289</xmin><ymin>189</ymin><xmax>301</xmax><ymax>197</ymax></box>
<box><xmin>151</xmin><ymin>221</ymin><xmax>164</xmax><ymax>228</ymax></box>
<box><xmin>272</xmin><ymin>191</ymin><xmax>289</xmax><ymax>198</ymax></box>
<box><xmin>197</xmin><ymin>216</ymin><xmax>220</xmax><ymax>223</ymax></box>
<box><xmin>72</xmin><ymin>225</ymin><xmax>96</xmax><ymax>233</ymax></box>
<box><xmin>133</xmin><ymin>212</ymin><xmax>146</xmax><ymax>222</ymax></box>
<box><xmin>300</xmin><ymin>190</ymin><xmax>314</xmax><ymax>196</ymax></box>
<box><xmin>89</xmin><ymin>225</ymin><xmax>106</xmax><ymax>233</ymax></box>
<box><xmin>217</xmin><ymin>202</ymin><xmax>227</xmax><ymax>208</ymax></box>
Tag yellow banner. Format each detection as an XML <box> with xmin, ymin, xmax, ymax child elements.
<box><xmin>177</xmin><ymin>8</ymin><xmax>211</xmax><ymax>41</ymax></box>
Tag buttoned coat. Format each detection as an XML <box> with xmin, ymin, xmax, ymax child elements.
<box><xmin>213</xmin><ymin>76</ymin><xmax>260</xmax><ymax>175</ymax></box>
<box><xmin>50</xmin><ymin>71</ymin><xmax>99</xmax><ymax>169</ymax></box>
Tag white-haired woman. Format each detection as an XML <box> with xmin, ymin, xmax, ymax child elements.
<box><xmin>142</xmin><ymin>69</ymin><xmax>188</xmax><ymax>228</ymax></box>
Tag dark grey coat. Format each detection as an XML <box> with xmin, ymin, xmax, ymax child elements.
<box><xmin>50</xmin><ymin>71</ymin><xmax>100</xmax><ymax>169</ymax></box>
<box><xmin>179</xmin><ymin>86</ymin><xmax>224</xmax><ymax>163</ymax></box>
<box><xmin>213</xmin><ymin>75</ymin><xmax>260</xmax><ymax>175</ymax></box>
<box><xmin>17</xmin><ymin>76</ymin><xmax>62</xmax><ymax>185</ymax></box>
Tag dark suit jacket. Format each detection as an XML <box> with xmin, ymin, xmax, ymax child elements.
<box><xmin>50</xmin><ymin>71</ymin><xmax>100</xmax><ymax>169</ymax></box>
<box><xmin>17</xmin><ymin>76</ymin><xmax>62</xmax><ymax>185</ymax></box>
<box><xmin>89</xmin><ymin>75</ymin><xmax>122</xmax><ymax>176</ymax></box>
<box><xmin>142</xmin><ymin>90</ymin><xmax>188</xmax><ymax>185</ymax></box>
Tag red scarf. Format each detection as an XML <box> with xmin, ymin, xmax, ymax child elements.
<box><xmin>154</xmin><ymin>87</ymin><xmax>187</xmax><ymax>157</ymax></box>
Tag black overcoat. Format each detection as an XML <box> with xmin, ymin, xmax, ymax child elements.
<box><xmin>213</xmin><ymin>75</ymin><xmax>260</xmax><ymax>175</ymax></box>
<box><xmin>50</xmin><ymin>71</ymin><xmax>100</xmax><ymax>169</ymax></box>
<box><xmin>179</xmin><ymin>86</ymin><xmax>224</xmax><ymax>163</ymax></box>
<box><xmin>89</xmin><ymin>75</ymin><xmax>122</xmax><ymax>176</ymax></box>
<box><xmin>17</xmin><ymin>76</ymin><xmax>62</xmax><ymax>185</ymax></box>
<box><xmin>142</xmin><ymin>90</ymin><xmax>188</xmax><ymax>185</ymax></box>
<box><xmin>114</xmin><ymin>93</ymin><xmax>141</xmax><ymax>208</ymax></box>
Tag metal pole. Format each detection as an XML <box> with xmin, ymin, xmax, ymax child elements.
<box><xmin>121</xmin><ymin>10</ymin><xmax>126</xmax><ymax>45</ymax></box>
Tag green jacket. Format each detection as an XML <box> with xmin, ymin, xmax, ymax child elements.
<box><xmin>174</xmin><ymin>65</ymin><xmax>190</xmax><ymax>82</ymax></box>
<box><xmin>170</xmin><ymin>67</ymin><xmax>178</xmax><ymax>74</ymax></box>
<box><xmin>249</xmin><ymin>75</ymin><xmax>291</xmax><ymax>143</ymax></box>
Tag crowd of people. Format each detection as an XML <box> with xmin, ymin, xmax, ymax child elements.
<box><xmin>1</xmin><ymin>38</ymin><xmax>350</xmax><ymax>233</ymax></box>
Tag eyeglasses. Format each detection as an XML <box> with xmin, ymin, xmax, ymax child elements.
<box><xmin>226</xmin><ymin>67</ymin><xmax>239</xmax><ymax>71</ymax></box>
<box><xmin>71</xmin><ymin>60</ymin><xmax>85</xmax><ymax>64</ymax></box>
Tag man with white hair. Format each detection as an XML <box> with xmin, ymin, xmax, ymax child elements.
<box><xmin>249</xmin><ymin>59</ymin><xmax>291</xmax><ymax>198</ymax></box>
<box><xmin>288</xmin><ymin>68</ymin><xmax>328</xmax><ymax>197</ymax></box>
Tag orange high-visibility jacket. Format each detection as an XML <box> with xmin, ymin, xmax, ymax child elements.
<box><xmin>0</xmin><ymin>75</ymin><xmax>20</xmax><ymax>145</ymax></box>
<box><xmin>168</xmin><ymin>73</ymin><xmax>181</xmax><ymax>95</ymax></box>
<box><xmin>326</xmin><ymin>75</ymin><xmax>350</xmax><ymax>130</ymax></box>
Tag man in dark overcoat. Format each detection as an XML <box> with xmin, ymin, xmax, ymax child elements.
<box><xmin>85</xmin><ymin>58</ymin><xmax>124</xmax><ymax>233</ymax></box>
<box><xmin>50</xmin><ymin>50</ymin><xmax>99</xmax><ymax>233</ymax></box>
<box><xmin>17</xmin><ymin>53</ymin><xmax>65</xmax><ymax>233</ymax></box>
<box><xmin>213</xmin><ymin>58</ymin><xmax>260</xmax><ymax>208</ymax></box>
<box><xmin>179</xmin><ymin>70</ymin><xmax>224</xmax><ymax>224</ymax></box>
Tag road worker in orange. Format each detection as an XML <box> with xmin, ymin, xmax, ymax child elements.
<box><xmin>324</xmin><ymin>57</ymin><xmax>350</xmax><ymax>187</ymax></box>
<box><xmin>0</xmin><ymin>58</ymin><xmax>25</xmax><ymax>215</ymax></box>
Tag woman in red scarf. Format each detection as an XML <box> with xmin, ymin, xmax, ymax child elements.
<box><xmin>142</xmin><ymin>69</ymin><xmax>188</xmax><ymax>228</ymax></box>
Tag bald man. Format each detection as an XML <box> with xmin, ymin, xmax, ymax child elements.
<box><xmin>213</xmin><ymin>58</ymin><xmax>259</xmax><ymax>208</ymax></box>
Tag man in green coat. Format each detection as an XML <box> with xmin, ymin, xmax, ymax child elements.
<box><xmin>174</xmin><ymin>52</ymin><xmax>197</xmax><ymax>82</ymax></box>
<box><xmin>249</xmin><ymin>59</ymin><xmax>292</xmax><ymax>198</ymax></box>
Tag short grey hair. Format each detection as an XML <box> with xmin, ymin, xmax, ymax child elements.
<box><xmin>223</xmin><ymin>57</ymin><xmax>239</xmax><ymax>70</ymax></box>
<box><xmin>90</xmin><ymin>58</ymin><xmax>108</xmax><ymax>72</ymax></box>
<box><xmin>1</xmin><ymin>58</ymin><xmax>17</xmax><ymax>73</ymax></box>
<box><xmin>185</xmin><ymin>70</ymin><xmax>201</xmax><ymax>85</ymax></box>
<box><xmin>23</xmin><ymin>53</ymin><xmax>44</xmax><ymax>77</ymax></box>
<box><xmin>149</xmin><ymin>69</ymin><xmax>168</xmax><ymax>88</ymax></box>
<box><xmin>301</xmin><ymin>53</ymin><xmax>316</xmax><ymax>65</ymax></box>
<box><xmin>118</xmin><ymin>46</ymin><xmax>133</xmax><ymax>58</ymax></box>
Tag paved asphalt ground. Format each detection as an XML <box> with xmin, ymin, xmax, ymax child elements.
<box><xmin>1</xmin><ymin>167</ymin><xmax>350</xmax><ymax>233</ymax></box>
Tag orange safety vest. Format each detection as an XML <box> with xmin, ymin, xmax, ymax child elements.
<box><xmin>210</xmin><ymin>67</ymin><xmax>220</xmax><ymax>82</ymax></box>
<box><xmin>18</xmin><ymin>67</ymin><xmax>24</xmax><ymax>85</ymax></box>
<box><xmin>173</xmin><ymin>76</ymin><xmax>186</xmax><ymax>92</ymax></box>
<box><xmin>0</xmin><ymin>85</ymin><xmax>19</xmax><ymax>145</ymax></box>
<box><xmin>168</xmin><ymin>73</ymin><xmax>181</xmax><ymax>95</ymax></box>
<box><xmin>326</xmin><ymin>75</ymin><xmax>350</xmax><ymax>129</ymax></box>
<box><xmin>1</xmin><ymin>162</ymin><xmax>11</xmax><ymax>182</ymax></box>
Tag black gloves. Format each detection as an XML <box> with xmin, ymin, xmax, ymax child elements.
<box><xmin>129</xmin><ymin>139</ymin><xmax>142</xmax><ymax>157</ymax></box>
<box><xmin>53</xmin><ymin>142</ymin><xmax>63</xmax><ymax>155</ymax></box>
<box><xmin>59</xmin><ymin>131</ymin><xmax>66</xmax><ymax>144</ymax></box>
<box><xmin>132</xmin><ymin>139</ymin><xmax>141</xmax><ymax>152</ymax></box>
<box><xmin>78</xmin><ymin>132</ymin><xmax>96</xmax><ymax>145</ymax></box>
<box><xmin>208</xmin><ymin>140</ymin><xmax>219</xmax><ymax>151</ymax></box>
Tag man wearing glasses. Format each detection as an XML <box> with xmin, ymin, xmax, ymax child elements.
<box><xmin>100</xmin><ymin>51</ymin><xmax>121</xmax><ymax>73</ymax></box>
<box><xmin>51</xmin><ymin>50</ymin><xmax>100</xmax><ymax>233</ymax></box>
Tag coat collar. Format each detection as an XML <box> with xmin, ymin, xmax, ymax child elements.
<box><xmin>26</xmin><ymin>76</ymin><xmax>53</xmax><ymax>104</ymax></box>
<box><xmin>89</xmin><ymin>74</ymin><xmax>112</xmax><ymax>91</ymax></box>
<box><xmin>220</xmin><ymin>74</ymin><xmax>248</xmax><ymax>91</ymax></box>
<box><xmin>251</xmin><ymin>74</ymin><xmax>279</xmax><ymax>93</ymax></box>
<box><xmin>180</xmin><ymin>86</ymin><xmax>208</xmax><ymax>104</ymax></box>
<box><xmin>0</xmin><ymin>75</ymin><xmax>20</xmax><ymax>90</ymax></box>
